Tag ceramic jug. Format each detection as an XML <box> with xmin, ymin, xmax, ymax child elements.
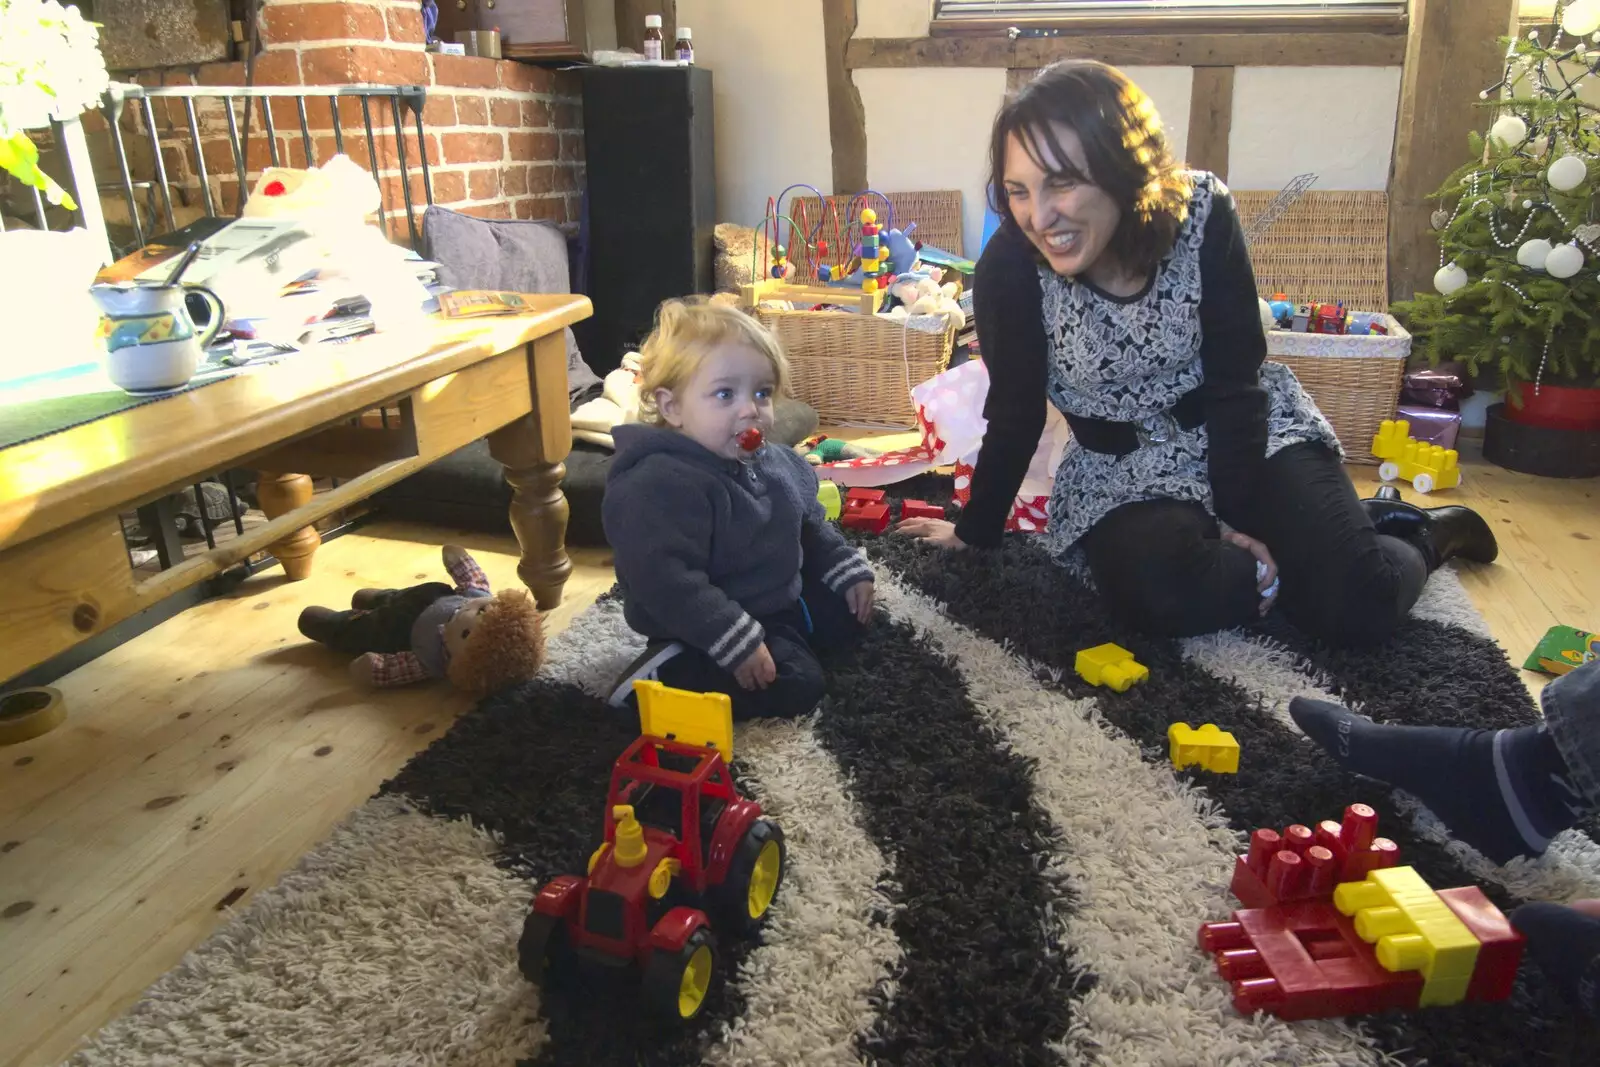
<box><xmin>90</xmin><ymin>282</ymin><xmax>224</xmax><ymax>393</ymax></box>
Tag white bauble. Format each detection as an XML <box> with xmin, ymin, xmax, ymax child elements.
<box><xmin>1564</xmin><ymin>0</ymin><xmax>1600</xmax><ymax>37</ymax></box>
<box><xmin>1434</xmin><ymin>262</ymin><xmax>1469</xmax><ymax>294</ymax></box>
<box><xmin>1546</xmin><ymin>241</ymin><xmax>1586</xmax><ymax>278</ymax></box>
<box><xmin>1548</xmin><ymin>154</ymin><xmax>1588</xmax><ymax>191</ymax></box>
<box><xmin>1490</xmin><ymin>113</ymin><xmax>1528</xmax><ymax>147</ymax></box>
<box><xmin>1518</xmin><ymin>238</ymin><xmax>1554</xmax><ymax>268</ymax></box>
<box><xmin>1258</xmin><ymin>297</ymin><xmax>1275</xmax><ymax>329</ymax></box>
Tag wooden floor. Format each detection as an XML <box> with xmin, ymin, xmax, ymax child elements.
<box><xmin>1</xmin><ymin>449</ymin><xmax>1596</xmax><ymax>1067</ymax></box>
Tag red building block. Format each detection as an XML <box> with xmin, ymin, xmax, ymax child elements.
<box><xmin>900</xmin><ymin>499</ymin><xmax>945</xmax><ymax>521</ymax></box>
<box><xmin>1437</xmin><ymin>886</ymin><xmax>1526</xmax><ymax>1003</ymax></box>
<box><xmin>1199</xmin><ymin>901</ymin><xmax>1425</xmax><ymax>1020</ymax></box>
<box><xmin>1230</xmin><ymin>805</ymin><xmax>1400</xmax><ymax>909</ymax></box>
<box><xmin>842</xmin><ymin>502</ymin><xmax>890</xmax><ymax>533</ymax></box>
<box><xmin>845</xmin><ymin>487</ymin><xmax>885</xmax><ymax>509</ymax></box>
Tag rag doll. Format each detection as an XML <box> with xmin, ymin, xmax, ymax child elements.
<box><xmin>297</xmin><ymin>545</ymin><xmax>544</xmax><ymax>696</ymax></box>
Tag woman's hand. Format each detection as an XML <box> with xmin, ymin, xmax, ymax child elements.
<box><xmin>734</xmin><ymin>644</ymin><xmax>778</xmax><ymax>690</ymax></box>
<box><xmin>1221</xmin><ymin>528</ymin><xmax>1278</xmax><ymax>616</ymax></box>
<box><xmin>894</xmin><ymin>517</ymin><xmax>967</xmax><ymax>550</ymax></box>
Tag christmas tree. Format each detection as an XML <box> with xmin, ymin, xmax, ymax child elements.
<box><xmin>1394</xmin><ymin>0</ymin><xmax>1600</xmax><ymax>389</ymax></box>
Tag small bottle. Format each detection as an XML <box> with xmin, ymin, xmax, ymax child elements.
<box><xmin>643</xmin><ymin>14</ymin><xmax>663</xmax><ymax>61</ymax></box>
<box><xmin>675</xmin><ymin>26</ymin><xmax>693</xmax><ymax>64</ymax></box>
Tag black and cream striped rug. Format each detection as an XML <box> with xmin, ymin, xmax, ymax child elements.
<box><xmin>70</xmin><ymin>536</ymin><xmax>1598</xmax><ymax>1066</ymax></box>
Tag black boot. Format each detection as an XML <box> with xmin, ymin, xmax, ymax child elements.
<box><xmin>1362</xmin><ymin>489</ymin><xmax>1498</xmax><ymax>569</ymax></box>
<box><xmin>298</xmin><ymin>605</ymin><xmax>348</xmax><ymax>645</ymax></box>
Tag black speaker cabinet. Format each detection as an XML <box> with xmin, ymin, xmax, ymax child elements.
<box><xmin>577</xmin><ymin>65</ymin><xmax>715</xmax><ymax>373</ymax></box>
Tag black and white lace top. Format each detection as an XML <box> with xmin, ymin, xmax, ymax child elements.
<box><xmin>955</xmin><ymin>171</ymin><xmax>1340</xmax><ymax>555</ymax></box>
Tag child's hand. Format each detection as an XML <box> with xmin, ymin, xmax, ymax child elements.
<box><xmin>845</xmin><ymin>579</ymin><xmax>875</xmax><ymax>624</ymax></box>
<box><xmin>734</xmin><ymin>644</ymin><xmax>778</xmax><ymax>690</ymax></box>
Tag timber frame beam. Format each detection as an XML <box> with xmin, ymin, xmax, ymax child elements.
<box><xmin>1388</xmin><ymin>0</ymin><xmax>1518</xmax><ymax>302</ymax></box>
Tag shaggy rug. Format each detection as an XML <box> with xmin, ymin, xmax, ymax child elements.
<box><xmin>69</xmin><ymin>534</ymin><xmax>1600</xmax><ymax>1067</ymax></box>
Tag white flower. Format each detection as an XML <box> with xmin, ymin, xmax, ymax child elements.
<box><xmin>0</xmin><ymin>0</ymin><xmax>111</xmax><ymax>136</ymax></box>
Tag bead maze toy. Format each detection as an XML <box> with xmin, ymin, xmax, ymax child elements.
<box><xmin>1197</xmin><ymin>803</ymin><xmax>1524</xmax><ymax>1020</ymax></box>
<box><xmin>1074</xmin><ymin>643</ymin><xmax>1148</xmax><ymax>692</ymax></box>
<box><xmin>518</xmin><ymin>681</ymin><xmax>786</xmax><ymax>1024</ymax></box>
<box><xmin>739</xmin><ymin>187</ymin><xmax>921</xmax><ymax>316</ymax></box>
<box><xmin>1371</xmin><ymin>418</ymin><xmax>1461</xmax><ymax>494</ymax></box>
<box><xmin>1167</xmin><ymin>723</ymin><xmax>1239</xmax><ymax>774</ymax></box>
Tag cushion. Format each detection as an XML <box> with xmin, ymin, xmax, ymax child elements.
<box><xmin>373</xmin><ymin>438</ymin><xmax>612</xmax><ymax>548</ymax></box>
<box><xmin>423</xmin><ymin>205</ymin><xmax>602</xmax><ymax>405</ymax></box>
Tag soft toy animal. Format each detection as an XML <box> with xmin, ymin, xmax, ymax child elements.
<box><xmin>795</xmin><ymin>433</ymin><xmax>875</xmax><ymax>465</ymax></box>
<box><xmin>297</xmin><ymin>545</ymin><xmax>544</xmax><ymax>696</ymax></box>
<box><xmin>885</xmin><ymin>272</ymin><xmax>966</xmax><ymax>330</ymax></box>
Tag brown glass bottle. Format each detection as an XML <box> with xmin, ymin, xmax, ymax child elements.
<box><xmin>643</xmin><ymin>14</ymin><xmax>663</xmax><ymax>61</ymax></box>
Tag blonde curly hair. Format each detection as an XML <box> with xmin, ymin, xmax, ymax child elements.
<box><xmin>445</xmin><ymin>589</ymin><xmax>545</xmax><ymax>697</ymax></box>
<box><xmin>637</xmin><ymin>298</ymin><xmax>789</xmax><ymax>427</ymax></box>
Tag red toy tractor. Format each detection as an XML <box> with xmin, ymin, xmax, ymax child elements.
<box><xmin>518</xmin><ymin>682</ymin><xmax>786</xmax><ymax>1023</ymax></box>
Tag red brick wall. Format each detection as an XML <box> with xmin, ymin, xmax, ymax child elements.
<box><xmin>93</xmin><ymin>0</ymin><xmax>581</xmax><ymax>240</ymax></box>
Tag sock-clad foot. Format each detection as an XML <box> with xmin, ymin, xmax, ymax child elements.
<box><xmin>1511</xmin><ymin>901</ymin><xmax>1600</xmax><ymax>1019</ymax></box>
<box><xmin>1288</xmin><ymin>696</ymin><xmax>1591</xmax><ymax>864</ymax></box>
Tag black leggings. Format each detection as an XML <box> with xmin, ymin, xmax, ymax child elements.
<box><xmin>1080</xmin><ymin>442</ymin><xmax>1428</xmax><ymax>647</ymax></box>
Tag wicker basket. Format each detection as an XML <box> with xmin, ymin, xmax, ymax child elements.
<box><xmin>1234</xmin><ymin>190</ymin><xmax>1389</xmax><ymax>310</ymax></box>
<box><xmin>1240</xmin><ymin>189</ymin><xmax>1398</xmax><ymax>462</ymax></box>
<box><xmin>758</xmin><ymin>308</ymin><xmax>954</xmax><ymax>429</ymax></box>
<box><xmin>1268</xmin><ymin>317</ymin><xmax>1411</xmax><ymax>464</ymax></box>
<box><xmin>780</xmin><ymin>190</ymin><xmax>964</xmax><ymax>280</ymax></box>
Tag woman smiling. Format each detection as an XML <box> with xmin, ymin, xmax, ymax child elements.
<box><xmin>897</xmin><ymin>61</ymin><xmax>1498</xmax><ymax>647</ymax></box>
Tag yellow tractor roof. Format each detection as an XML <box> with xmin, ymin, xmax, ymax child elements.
<box><xmin>634</xmin><ymin>680</ymin><xmax>734</xmax><ymax>760</ymax></box>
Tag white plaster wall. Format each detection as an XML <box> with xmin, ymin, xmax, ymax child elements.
<box><xmin>854</xmin><ymin>0</ymin><xmax>933</xmax><ymax>37</ymax></box>
<box><xmin>855</xmin><ymin>67</ymin><xmax>1005</xmax><ymax>252</ymax></box>
<box><xmin>582</xmin><ymin>0</ymin><xmax>616</xmax><ymax>52</ymax></box>
<box><xmin>1229</xmin><ymin>67</ymin><xmax>1402</xmax><ymax>190</ymax></box>
<box><xmin>677</xmin><ymin>0</ymin><xmax>834</xmax><ymax>228</ymax></box>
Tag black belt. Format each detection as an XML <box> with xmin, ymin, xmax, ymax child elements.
<box><xmin>1066</xmin><ymin>389</ymin><xmax>1205</xmax><ymax>457</ymax></box>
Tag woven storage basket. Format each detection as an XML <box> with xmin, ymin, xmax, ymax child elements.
<box><xmin>1234</xmin><ymin>190</ymin><xmax>1389</xmax><ymax>310</ymax></box>
<box><xmin>1267</xmin><ymin>316</ymin><xmax>1411</xmax><ymax>464</ymax></box>
<box><xmin>758</xmin><ymin>308</ymin><xmax>954</xmax><ymax>429</ymax></box>
<box><xmin>1238</xmin><ymin>189</ymin><xmax>1398</xmax><ymax>462</ymax></box>
<box><xmin>780</xmin><ymin>190</ymin><xmax>964</xmax><ymax>280</ymax></box>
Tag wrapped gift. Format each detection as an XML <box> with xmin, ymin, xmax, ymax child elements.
<box><xmin>817</xmin><ymin>358</ymin><xmax>1068</xmax><ymax>532</ymax></box>
<box><xmin>1401</xmin><ymin>362</ymin><xmax>1471</xmax><ymax>411</ymax></box>
<box><xmin>1395</xmin><ymin>404</ymin><xmax>1462</xmax><ymax>451</ymax></box>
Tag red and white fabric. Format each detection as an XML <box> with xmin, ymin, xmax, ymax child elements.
<box><xmin>817</xmin><ymin>358</ymin><xmax>1069</xmax><ymax>532</ymax></box>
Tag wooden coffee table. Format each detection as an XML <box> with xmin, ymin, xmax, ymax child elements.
<box><xmin>0</xmin><ymin>294</ymin><xmax>590</xmax><ymax>684</ymax></box>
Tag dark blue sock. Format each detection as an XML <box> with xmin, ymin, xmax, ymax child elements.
<box><xmin>1288</xmin><ymin>697</ymin><xmax>1590</xmax><ymax>864</ymax></box>
<box><xmin>1511</xmin><ymin>902</ymin><xmax>1600</xmax><ymax>1019</ymax></box>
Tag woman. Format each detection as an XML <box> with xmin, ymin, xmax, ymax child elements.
<box><xmin>898</xmin><ymin>61</ymin><xmax>1497</xmax><ymax>647</ymax></box>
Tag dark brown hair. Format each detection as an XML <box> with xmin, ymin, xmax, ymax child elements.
<box><xmin>989</xmin><ymin>61</ymin><xmax>1192</xmax><ymax>276</ymax></box>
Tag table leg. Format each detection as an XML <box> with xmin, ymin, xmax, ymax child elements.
<box><xmin>256</xmin><ymin>472</ymin><xmax>322</xmax><ymax>581</ymax></box>
<box><xmin>488</xmin><ymin>333</ymin><xmax>573</xmax><ymax>610</ymax></box>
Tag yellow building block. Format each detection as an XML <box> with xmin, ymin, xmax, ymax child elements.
<box><xmin>1074</xmin><ymin>643</ymin><xmax>1149</xmax><ymax>692</ymax></box>
<box><xmin>1167</xmin><ymin>723</ymin><xmax>1240</xmax><ymax>774</ymax></box>
<box><xmin>634</xmin><ymin>680</ymin><xmax>735</xmax><ymax>760</ymax></box>
<box><xmin>818</xmin><ymin>480</ymin><xmax>841</xmax><ymax>520</ymax></box>
<box><xmin>1370</xmin><ymin>419</ymin><xmax>1461</xmax><ymax>493</ymax></box>
<box><xmin>1333</xmin><ymin>865</ymin><xmax>1481</xmax><ymax>1006</ymax></box>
